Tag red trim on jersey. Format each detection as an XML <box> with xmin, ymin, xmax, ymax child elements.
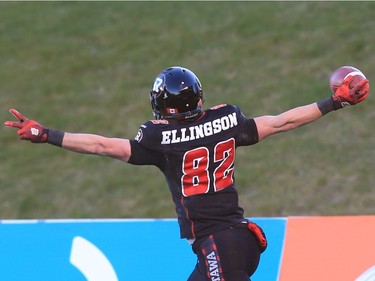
<box><xmin>193</xmin><ymin>111</ymin><xmax>206</xmax><ymax>122</ymax></box>
<box><xmin>181</xmin><ymin>196</ymin><xmax>196</xmax><ymax>238</ymax></box>
<box><xmin>210</xmin><ymin>104</ymin><xmax>227</xmax><ymax>110</ymax></box>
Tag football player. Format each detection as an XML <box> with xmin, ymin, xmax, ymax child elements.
<box><xmin>4</xmin><ymin>66</ymin><xmax>369</xmax><ymax>280</ymax></box>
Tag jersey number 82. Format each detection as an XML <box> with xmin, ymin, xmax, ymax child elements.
<box><xmin>181</xmin><ymin>138</ymin><xmax>235</xmax><ymax>197</ymax></box>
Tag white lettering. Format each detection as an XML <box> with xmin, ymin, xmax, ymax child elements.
<box><xmin>171</xmin><ymin>130</ymin><xmax>180</xmax><ymax>143</ymax></box>
<box><xmin>189</xmin><ymin>127</ymin><xmax>196</xmax><ymax>141</ymax></box>
<box><xmin>160</xmin><ymin>112</ymin><xmax>238</xmax><ymax>145</ymax></box>
<box><xmin>161</xmin><ymin>131</ymin><xmax>171</xmax><ymax>144</ymax></box>
<box><xmin>180</xmin><ymin>128</ymin><xmax>189</xmax><ymax>142</ymax></box>
<box><xmin>212</xmin><ymin>119</ymin><xmax>221</xmax><ymax>134</ymax></box>
<box><xmin>208</xmin><ymin>260</ymin><xmax>218</xmax><ymax>272</ymax></box>
<box><xmin>228</xmin><ymin>112</ymin><xmax>238</xmax><ymax>127</ymax></box>
<box><xmin>210</xmin><ymin>268</ymin><xmax>219</xmax><ymax>277</ymax></box>
<box><xmin>206</xmin><ymin>252</ymin><xmax>216</xmax><ymax>260</ymax></box>
<box><xmin>194</xmin><ymin>125</ymin><xmax>205</xmax><ymax>139</ymax></box>
<box><xmin>203</xmin><ymin>122</ymin><xmax>213</xmax><ymax>136</ymax></box>
<box><xmin>221</xmin><ymin>116</ymin><xmax>230</xmax><ymax>130</ymax></box>
<box><xmin>206</xmin><ymin>251</ymin><xmax>221</xmax><ymax>280</ymax></box>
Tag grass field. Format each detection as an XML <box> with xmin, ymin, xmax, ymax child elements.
<box><xmin>0</xmin><ymin>2</ymin><xmax>374</xmax><ymax>219</ymax></box>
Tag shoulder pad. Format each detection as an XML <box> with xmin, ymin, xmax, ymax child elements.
<box><xmin>149</xmin><ymin>119</ymin><xmax>170</xmax><ymax>125</ymax></box>
<box><xmin>210</xmin><ymin>104</ymin><xmax>228</xmax><ymax>110</ymax></box>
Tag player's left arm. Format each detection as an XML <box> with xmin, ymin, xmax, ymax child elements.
<box><xmin>61</xmin><ymin>133</ymin><xmax>131</xmax><ymax>162</ymax></box>
<box><xmin>254</xmin><ymin>76</ymin><xmax>369</xmax><ymax>141</ymax></box>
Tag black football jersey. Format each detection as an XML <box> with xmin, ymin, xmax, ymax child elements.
<box><xmin>128</xmin><ymin>104</ymin><xmax>259</xmax><ymax>239</ymax></box>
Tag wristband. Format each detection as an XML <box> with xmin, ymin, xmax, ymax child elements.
<box><xmin>47</xmin><ymin>129</ymin><xmax>65</xmax><ymax>147</ymax></box>
<box><xmin>317</xmin><ymin>97</ymin><xmax>335</xmax><ymax>115</ymax></box>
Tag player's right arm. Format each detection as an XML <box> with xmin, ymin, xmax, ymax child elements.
<box><xmin>254</xmin><ymin>76</ymin><xmax>369</xmax><ymax>141</ymax></box>
<box><xmin>4</xmin><ymin>108</ymin><xmax>132</xmax><ymax>162</ymax></box>
<box><xmin>254</xmin><ymin>102</ymin><xmax>322</xmax><ymax>141</ymax></box>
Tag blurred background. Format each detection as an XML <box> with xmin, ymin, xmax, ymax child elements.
<box><xmin>1</xmin><ymin>2</ymin><xmax>374</xmax><ymax>219</ymax></box>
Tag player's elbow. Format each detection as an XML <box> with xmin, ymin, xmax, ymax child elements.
<box><xmin>93</xmin><ymin>138</ymin><xmax>131</xmax><ymax>162</ymax></box>
<box><xmin>258</xmin><ymin>122</ymin><xmax>298</xmax><ymax>141</ymax></box>
<box><xmin>91</xmin><ymin>143</ymin><xmax>107</xmax><ymax>156</ymax></box>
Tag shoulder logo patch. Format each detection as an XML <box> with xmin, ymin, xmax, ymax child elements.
<box><xmin>135</xmin><ymin>129</ymin><xmax>143</xmax><ymax>142</ymax></box>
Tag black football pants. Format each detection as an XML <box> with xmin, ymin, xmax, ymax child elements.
<box><xmin>187</xmin><ymin>225</ymin><xmax>261</xmax><ymax>281</ymax></box>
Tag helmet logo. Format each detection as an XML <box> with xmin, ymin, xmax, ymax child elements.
<box><xmin>152</xmin><ymin>77</ymin><xmax>164</xmax><ymax>93</ymax></box>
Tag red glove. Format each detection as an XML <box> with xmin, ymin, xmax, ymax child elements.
<box><xmin>4</xmin><ymin>109</ymin><xmax>49</xmax><ymax>143</ymax></box>
<box><xmin>332</xmin><ymin>75</ymin><xmax>370</xmax><ymax>109</ymax></box>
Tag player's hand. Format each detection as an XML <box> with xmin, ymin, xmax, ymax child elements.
<box><xmin>332</xmin><ymin>76</ymin><xmax>370</xmax><ymax>109</ymax></box>
<box><xmin>4</xmin><ymin>109</ymin><xmax>49</xmax><ymax>143</ymax></box>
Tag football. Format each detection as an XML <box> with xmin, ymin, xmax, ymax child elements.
<box><xmin>330</xmin><ymin>66</ymin><xmax>367</xmax><ymax>94</ymax></box>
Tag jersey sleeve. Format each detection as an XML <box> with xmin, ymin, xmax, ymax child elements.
<box><xmin>127</xmin><ymin>121</ymin><xmax>165</xmax><ymax>167</ymax></box>
<box><xmin>128</xmin><ymin>140</ymin><xmax>163</xmax><ymax>166</ymax></box>
<box><xmin>234</xmin><ymin>106</ymin><xmax>259</xmax><ymax>146</ymax></box>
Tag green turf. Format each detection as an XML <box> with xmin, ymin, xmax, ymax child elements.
<box><xmin>1</xmin><ymin>2</ymin><xmax>374</xmax><ymax>219</ymax></box>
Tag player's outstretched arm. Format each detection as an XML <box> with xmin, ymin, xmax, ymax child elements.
<box><xmin>4</xmin><ymin>108</ymin><xmax>132</xmax><ymax>162</ymax></box>
<box><xmin>62</xmin><ymin>132</ymin><xmax>131</xmax><ymax>162</ymax></box>
<box><xmin>254</xmin><ymin>76</ymin><xmax>369</xmax><ymax>141</ymax></box>
<box><xmin>254</xmin><ymin>103</ymin><xmax>322</xmax><ymax>141</ymax></box>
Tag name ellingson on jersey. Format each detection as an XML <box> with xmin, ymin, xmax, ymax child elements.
<box><xmin>161</xmin><ymin>112</ymin><xmax>238</xmax><ymax>144</ymax></box>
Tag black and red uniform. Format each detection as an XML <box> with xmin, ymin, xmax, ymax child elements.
<box><xmin>129</xmin><ymin>104</ymin><xmax>266</xmax><ymax>280</ymax></box>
